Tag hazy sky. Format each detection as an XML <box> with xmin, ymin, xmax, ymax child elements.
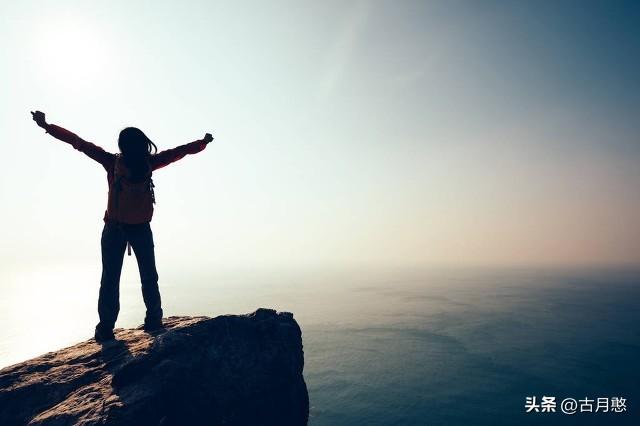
<box><xmin>1</xmin><ymin>0</ymin><xmax>639</xmax><ymax>273</ymax></box>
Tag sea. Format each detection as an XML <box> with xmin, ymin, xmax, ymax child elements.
<box><xmin>1</xmin><ymin>265</ymin><xmax>638</xmax><ymax>425</ymax></box>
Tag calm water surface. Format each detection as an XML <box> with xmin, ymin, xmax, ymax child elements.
<box><xmin>1</xmin><ymin>266</ymin><xmax>638</xmax><ymax>425</ymax></box>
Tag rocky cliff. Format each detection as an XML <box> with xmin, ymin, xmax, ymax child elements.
<box><xmin>0</xmin><ymin>309</ymin><xmax>308</xmax><ymax>425</ymax></box>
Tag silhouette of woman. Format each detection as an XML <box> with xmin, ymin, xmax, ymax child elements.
<box><xmin>31</xmin><ymin>111</ymin><xmax>213</xmax><ymax>341</ymax></box>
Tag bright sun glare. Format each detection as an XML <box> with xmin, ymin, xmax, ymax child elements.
<box><xmin>33</xmin><ymin>15</ymin><xmax>114</xmax><ymax>89</ymax></box>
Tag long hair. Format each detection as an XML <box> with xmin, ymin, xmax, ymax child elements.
<box><xmin>118</xmin><ymin>127</ymin><xmax>158</xmax><ymax>181</ymax></box>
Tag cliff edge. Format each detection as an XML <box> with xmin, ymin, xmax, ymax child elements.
<box><xmin>0</xmin><ymin>308</ymin><xmax>309</xmax><ymax>425</ymax></box>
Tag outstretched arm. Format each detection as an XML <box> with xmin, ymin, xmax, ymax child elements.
<box><xmin>151</xmin><ymin>133</ymin><xmax>213</xmax><ymax>171</ymax></box>
<box><xmin>31</xmin><ymin>111</ymin><xmax>114</xmax><ymax>169</ymax></box>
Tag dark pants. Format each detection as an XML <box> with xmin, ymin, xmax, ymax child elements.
<box><xmin>97</xmin><ymin>221</ymin><xmax>163</xmax><ymax>331</ymax></box>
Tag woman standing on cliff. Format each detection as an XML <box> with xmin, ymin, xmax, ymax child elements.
<box><xmin>31</xmin><ymin>110</ymin><xmax>213</xmax><ymax>342</ymax></box>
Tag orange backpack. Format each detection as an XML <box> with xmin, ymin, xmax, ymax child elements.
<box><xmin>107</xmin><ymin>155</ymin><xmax>156</xmax><ymax>224</ymax></box>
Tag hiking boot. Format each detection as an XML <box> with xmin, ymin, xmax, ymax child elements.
<box><xmin>143</xmin><ymin>319</ymin><xmax>164</xmax><ymax>332</ymax></box>
<box><xmin>94</xmin><ymin>326</ymin><xmax>115</xmax><ymax>342</ymax></box>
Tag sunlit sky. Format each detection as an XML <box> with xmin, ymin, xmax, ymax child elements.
<box><xmin>1</xmin><ymin>0</ymin><xmax>639</xmax><ymax>274</ymax></box>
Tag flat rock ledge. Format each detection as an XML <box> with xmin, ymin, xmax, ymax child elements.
<box><xmin>0</xmin><ymin>309</ymin><xmax>308</xmax><ymax>426</ymax></box>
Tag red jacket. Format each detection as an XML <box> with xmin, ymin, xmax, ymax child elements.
<box><xmin>45</xmin><ymin>124</ymin><xmax>208</xmax><ymax>222</ymax></box>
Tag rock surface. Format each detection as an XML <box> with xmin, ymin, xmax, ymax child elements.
<box><xmin>0</xmin><ymin>309</ymin><xmax>308</xmax><ymax>425</ymax></box>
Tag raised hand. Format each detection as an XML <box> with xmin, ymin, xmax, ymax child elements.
<box><xmin>204</xmin><ymin>133</ymin><xmax>214</xmax><ymax>144</ymax></box>
<box><xmin>31</xmin><ymin>110</ymin><xmax>47</xmax><ymax>128</ymax></box>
